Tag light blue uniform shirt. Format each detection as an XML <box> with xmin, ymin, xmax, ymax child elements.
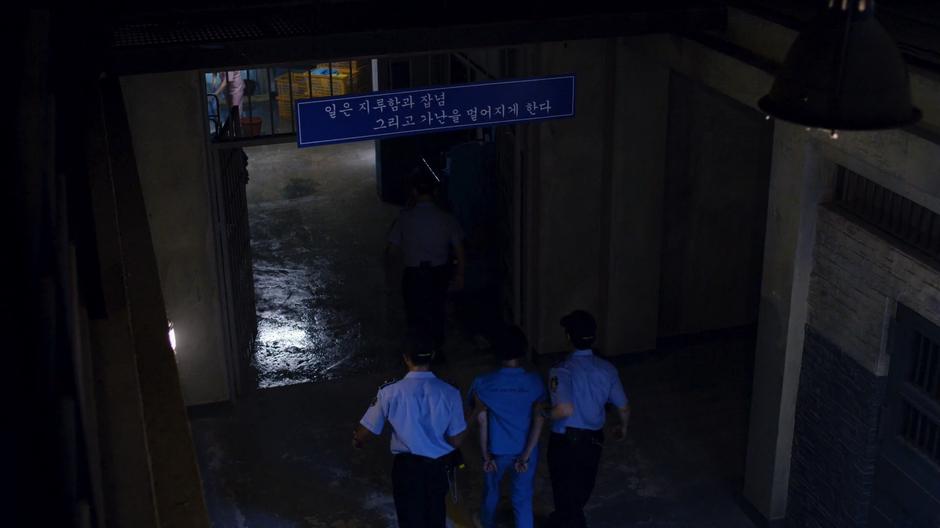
<box><xmin>549</xmin><ymin>349</ymin><xmax>628</xmax><ymax>434</ymax></box>
<box><xmin>360</xmin><ymin>371</ymin><xmax>467</xmax><ymax>459</ymax></box>
<box><xmin>467</xmin><ymin>368</ymin><xmax>547</xmax><ymax>455</ymax></box>
<box><xmin>387</xmin><ymin>202</ymin><xmax>464</xmax><ymax>267</ymax></box>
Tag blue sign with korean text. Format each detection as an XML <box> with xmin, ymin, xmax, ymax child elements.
<box><xmin>295</xmin><ymin>75</ymin><xmax>576</xmax><ymax>148</ymax></box>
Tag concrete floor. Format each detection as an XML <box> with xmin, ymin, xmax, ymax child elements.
<box><xmin>244</xmin><ymin>141</ymin><xmax>402</xmax><ymax>388</ymax></box>
<box><xmin>189</xmin><ymin>140</ymin><xmax>758</xmax><ymax>527</ymax></box>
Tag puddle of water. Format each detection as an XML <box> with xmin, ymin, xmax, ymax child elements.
<box><xmin>246</xmin><ymin>142</ymin><xmax>401</xmax><ymax>389</ymax></box>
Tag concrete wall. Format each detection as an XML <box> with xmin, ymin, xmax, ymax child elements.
<box><xmin>809</xmin><ymin>207</ymin><xmax>940</xmax><ymax>376</ymax></box>
<box><xmin>527</xmin><ymin>39</ymin><xmax>613</xmax><ymax>354</ymax></box>
<box><xmin>523</xmin><ymin>36</ymin><xmax>772</xmax><ymax>353</ymax></box>
<box><xmin>122</xmin><ymin>72</ymin><xmax>231</xmax><ymax>406</ymax></box>
<box><xmin>787</xmin><ymin>205</ymin><xmax>940</xmax><ymax>526</ymax></box>
<box><xmin>659</xmin><ymin>73</ymin><xmax>773</xmax><ymax>336</ymax></box>
<box><xmin>622</xmin><ymin>8</ymin><xmax>940</xmax><ymax>522</ymax></box>
<box><xmin>524</xmin><ymin>38</ymin><xmax>668</xmax><ymax>355</ymax></box>
<box><xmin>604</xmin><ymin>44</ymin><xmax>669</xmax><ymax>354</ymax></box>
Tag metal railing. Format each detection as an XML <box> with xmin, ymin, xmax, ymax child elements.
<box><xmin>207</xmin><ymin>61</ymin><xmax>367</xmax><ymax>142</ymax></box>
<box><xmin>900</xmin><ymin>398</ymin><xmax>940</xmax><ymax>466</ymax></box>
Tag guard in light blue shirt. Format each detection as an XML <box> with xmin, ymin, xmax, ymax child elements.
<box><xmin>354</xmin><ymin>335</ymin><xmax>467</xmax><ymax>528</ymax></box>
<box><xmin>386</xmin><ymin>169</ymin><xmax>466</xmax><ymax>354</ymax></box>
<box><xmin>544</xmin><ymin>310</ymin><xmax>630</xmax><ymax>528</ymax></box>
<box><xmin>467</xmin><ymin>326</ymin><xmax>546</xmax><ymax>528</ymax></box>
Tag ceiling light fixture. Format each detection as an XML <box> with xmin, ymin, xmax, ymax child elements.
<box><xmin>759</xmin><ymin>0</ymin><xmax>921</xmax><ymax>130</ymax></box>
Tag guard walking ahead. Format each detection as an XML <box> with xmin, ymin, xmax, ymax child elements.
<box><xmin>386</xmin><ymin>169</ymin><xmax>466</xmax><ymax>353</ymax></box>
<box><xmin>543</xmin><ymin>310</ymin><xmax>630</xmax><ymax>528</ymax></box>
<box><xmin>467</xmin><ymin>326</ymin><xmax>547</xmax><ymax>528</ymax></box>
<box><xmin>353</xmin><ymin>336</ymin><xmax>467</xmax><ymax>528</ymax></box>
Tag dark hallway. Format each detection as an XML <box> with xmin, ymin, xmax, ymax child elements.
<box><xmin>191</xmin><ymin>135</ymin><xmax>758</xmax><ymax>528</ymax></box>
<box><xmin>17</xmin><ymin>2</ymin><xmax>940</xmax><ymax>528</ymax></box>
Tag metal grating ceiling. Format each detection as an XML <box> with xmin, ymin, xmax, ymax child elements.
<box><xmin>106</xmin><ymin>1</ymin><xmax>728</xmax><ymax>74</ymax></box>
<box><xmin>267</xmin><ymin>15</ymin><xmax>316</xmax><ymax>37</ymax></box>
<box><xmin>113</xmin><ymin>21</ymin><xmax>266</xmax><ymax>47</ymax></box>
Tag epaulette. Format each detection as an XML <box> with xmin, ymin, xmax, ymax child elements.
<box><xmin>368</xmin><ymin>378</ymin><xmax>399</xmax><ymax>407</ymax></box>
<box><xmin>379</xmin><ymin>377</ymin><xmax>399</xmax><ymax>390</ymax></box>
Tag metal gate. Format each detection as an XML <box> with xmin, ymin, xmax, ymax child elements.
<box><xmin>215</xmin><ymin>147</ymin><xmax>257</xmax><ymax>395</ymax></box>
<box><xmin>871</xmin><ymin>304</ymin><xmax>940</xmax><ymax>526</ymax></box>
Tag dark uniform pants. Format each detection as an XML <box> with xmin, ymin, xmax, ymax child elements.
<box><xmin>402</xmin><ymin>264</ymin><xmax>450</xmax><ymax>347</ymax></box>
<box><xmin>547</xmin><ymin>428</ymin><xmax>604</xmax><ymax>528</ymax></box>
<box><xmin>392</xmin><ymin>453</ymin><xmax>449</xmax><ymax>528</ymax></box>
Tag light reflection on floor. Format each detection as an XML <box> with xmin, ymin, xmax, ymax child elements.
<box><xmin>246</xmin><ymin>141</ymin><xmax>401</xmax><ymax>388</ymax></box>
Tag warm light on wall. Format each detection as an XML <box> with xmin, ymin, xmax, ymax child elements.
<box><xmin>168</xmin><ymin>321</ymin><xmax>177</xmax><ymax>354</ymax></box>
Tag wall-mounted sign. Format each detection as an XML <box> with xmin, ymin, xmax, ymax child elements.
<box><xmin>295</xmin><ymin>75</ymin><xmax>575</xmax><ymax>148</ymax></box>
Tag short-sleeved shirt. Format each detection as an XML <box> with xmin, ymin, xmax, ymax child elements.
<box><xmin>387</xmin><ymin>202</ymin><xmax>464</xmax><ymax>267</ymax></box>
<box><xmin>223</xmin><ymin>71</ymin><xmax>245</xmax><ymax>106</ymax></box>
<box><xmin>467</xmin><ymin>368</ymin><xmax>547</xmax><ymax>455</ymax></box>
<box><xmin>549</xmin><ymin>349</ymin><xmax>628</xmax><ymax>434</ymax></box>
<box><xmin>360</xmin><ymin>371</ymin><xmax>467</xmax><ymax>459</ymax></box>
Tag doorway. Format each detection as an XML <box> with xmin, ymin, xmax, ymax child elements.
<box><xmin>244</xmin><ymin>140</ymin><xmax>399</xmax><ymax>388</ymax></box>
<box><xmin>239</xmin><ymin>128</ymin><xmax>518</xmax><ymax>389</ymax></box>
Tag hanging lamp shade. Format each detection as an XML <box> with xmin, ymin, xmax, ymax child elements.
<box><xmin>758</xmin><ymin>0</ymin><xmax>921</xmax><ymax>130</ymax></box>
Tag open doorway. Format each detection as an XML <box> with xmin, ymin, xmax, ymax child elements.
<box><xmin>245</xmin><ymin>140</ymin><xmax>399</xmax><ymax>388</ymax></box>
<box><xmin>191</xmin><ymin>51</ymin><xmax>526</xmax><ymax>526</ymax></box>
<box><xmin>242</xmin><ymin>127</ymin><xmax>517</xmax><ymax>389</ymax></box>
<box><xmin>202</xmin><ymin>52</ymin><xmax>524</xmax><ymax>393</ymax></box>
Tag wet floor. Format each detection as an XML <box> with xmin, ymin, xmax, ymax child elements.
<box><xmin>246</xmin><ymin>141</ymin><xmax>403</xmax><ymax>388</ymax></box>
<box><xmin>192</xmin><ymin>141</ymin><xmax>758</xmax><ymax>526</ymax></box>
<box><xmin>191</xmin><ymin>333</ymin><xmax>758</xmax><ymax>527</ymax></box>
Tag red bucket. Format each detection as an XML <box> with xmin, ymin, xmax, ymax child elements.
<box><xmin>241</xmin><ymin>116</ymin><xmax>263</xmax><ymax>137</ymax></box>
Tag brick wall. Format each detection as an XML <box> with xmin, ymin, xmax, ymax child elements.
<box><xmin>787</xmin><ymin>327</ymin><xmax>887</xmax><ymax>527</ymax></box>
<box><xmin>807</xmin><ymin>206</ymin><xmax>940</xmax><ymax>375</ymax></box>
<box><xmin>787</xmin><ymin>205</ymin><xmax>940</xmax><ymax>526</ymax></box>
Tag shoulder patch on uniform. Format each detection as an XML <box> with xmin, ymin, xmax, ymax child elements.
<box><xmin>370</xmin><ymin>378</ymin><xmax>398</xmax><ymax>407</ymax></box>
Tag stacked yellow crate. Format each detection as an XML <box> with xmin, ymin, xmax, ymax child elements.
<box><xmin>275</xmin><ymin>63</ymin><xmax>356</xmax><ymax>120</ymax></box>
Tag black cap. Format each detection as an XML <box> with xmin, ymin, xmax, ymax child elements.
<box><xmin>405</xmin><ymin>332</ymin><xmax>435</xmax><ymax>365</ymax></box>
<box><xmin>494</xmin><ymin>326</ymin><xmax>528</xmax><ymax>361</ymax></box>
<box><xmin>559</xmin><ymin>310</ymin><xmax>596</xmax><ymax>340</ymax></box>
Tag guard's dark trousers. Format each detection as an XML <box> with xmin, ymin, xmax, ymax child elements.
<box><xmin>547</xmin><ymin>428</ymin><xmax>604</xmax><ymax>528</ymax></box>
<box><xmin>402</xmin><ymin>264</ymin><xmax>450</xmax><ymax>347</ymax></box>
<box><xmin>391</xmin><ymin>453</ymin><xmax>449</xmax><ymax>528</ymax></box>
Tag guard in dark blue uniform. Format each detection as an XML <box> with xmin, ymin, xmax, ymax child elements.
<box><xmin>353</xmin><ymin>336</ymin><xmax>467</xmax><ymax>528</ymax></box>
<box><xmin>386</xmin><ymin>170</ymin><xmax>466</xmax><ymax>353</ymax></box>
<box><xmin>543</xmin><ymin>310</ymin><xmax>630</xmax><ymax>528</ymax></box>
<box><xmin>466</xmin><ymin>326</ymin><xmax>546</xmax><ymax>528</ymax></box>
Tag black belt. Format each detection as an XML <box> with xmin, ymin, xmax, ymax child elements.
<box><xmin>395</xmin><ymin>450</ymin><xmax>463</xmax><ymax>469</ymax></box>
<box><xmin>553</xmin><ymin>427</ymin><xmax>604</xmax><ymax>445</ymax></box>
<box><xmin>395</xmin><ymin>452</ymin><xmax>446</xmax><ymax>462</ymax></box>
<box><xmin>404</xmin><ymin>261</ymin><xmax>447</xmax><ymax>270</ymax></box>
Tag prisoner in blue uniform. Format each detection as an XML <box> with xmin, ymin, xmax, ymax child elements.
<box><xmin>545</xmin><ymin>310</ymin><xmax>630</xmax><ymax>528</ymax></box>
<box><xmin>467</xmin><ymin>326</ymin><xmax>546</xmax><ymax>528</ymax></box>
<box><xmin>354</xmin><ymin>337</ymin><xmax>467</xmax><ymax>528</ymax></box>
